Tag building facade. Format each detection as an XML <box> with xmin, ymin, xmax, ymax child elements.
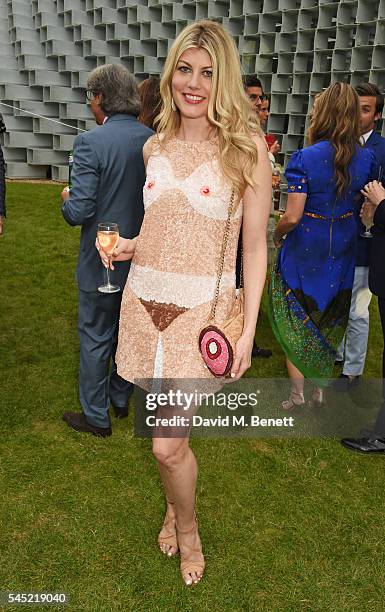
<box><xmin>0</xmin><ymin>0</ymin><xmax>383</xmax><ymax>179</ymax></box>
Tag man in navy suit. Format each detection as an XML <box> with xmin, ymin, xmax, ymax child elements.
<box><xmin>334</xmin><ymin>83</ymin><xmax>385</xmax><ymax>390</ymax></box>
<box><xmin>61</xmin><ymin>64</ymin><xmax>153</xmax><ymax>437</ymax></box>
<box><xmin>341</xmin><ymin>179</ymin><xmax>385</xmax><ymax>452</ymax></box>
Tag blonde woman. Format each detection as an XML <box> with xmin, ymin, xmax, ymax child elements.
<box><xmin>98</xmin><ymin>21</ymin><xmax>271</xmax><ymax>585</ymax></box>
<box><xmin>269</xmin><ymin>83</ymin><xmax>378</xmax><ymax>408</ymax></box>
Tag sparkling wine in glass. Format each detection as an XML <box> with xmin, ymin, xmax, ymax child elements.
<box><xmin>360</xmin><ymin>201</ymin><xmax>374</xmax><ymax>239</ymax></box>
<box><xmin>97</xmin><ymin>222</ymin><xmax>120</xmax><ymax>293</ymax></box>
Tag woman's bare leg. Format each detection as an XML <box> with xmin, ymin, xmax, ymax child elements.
<box><xmin>153</xmin><ymin>435</ymin><xmax>204</xmax><ymax>585</ymax></box>
<box><xmin>157</xmin><ymin>464</ymin><xmax>178</xmax><ymax>556</ymax></box>
<box><xmin>311</xmin><ymin>386</ymin><xmax>324</xmax><ymax>406</ymax></box>
<box><xmin>284</xmin><ymin>359</ymin><xmax>324</xmax><ymax>406</ymax></box>
<box><xmin>283</xmin><ymin>358</ymin><xmax>305</xmax><ymax>408</ymax></box>
<box><xmin>286</xmin><ymin>358</ymin><xmax>305</xmax><ymax>395</ymax></box>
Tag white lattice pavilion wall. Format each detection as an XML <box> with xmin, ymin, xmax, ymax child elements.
<box><xmin>0</xmin><ymin>0</ymin><xmax>384</xmax><ymax>179</ymax></box>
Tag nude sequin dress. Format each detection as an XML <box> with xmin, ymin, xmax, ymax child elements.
<box><xmin>116</xmin><ymin>136</ymin><xmax>243</xmax><ymax>386</ymax></box>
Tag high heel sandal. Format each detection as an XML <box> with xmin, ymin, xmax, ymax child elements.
<box><xmin>176</xmin><ymin>518</ymin><xmax>205</xmax><ymax>586</ymax></box>
<box><xmin>308</xmin><ymin>387</ymin><xmax>324</xmax><ymax>408</ymax></box>
<box><xmin>158</xmin><ymin>501</ymin><xmax>179</xmax><ymax>557</ymax></box>
<box><xmin>282</xmin><ymin>391</ymin><xmax>305</xmax><ymax>411</ymax></box>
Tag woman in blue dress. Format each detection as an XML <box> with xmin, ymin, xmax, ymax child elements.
<box><xmin>269</xmin><ymin>83</ymin><xmax>378</xmax><ymax>409</ymax></box>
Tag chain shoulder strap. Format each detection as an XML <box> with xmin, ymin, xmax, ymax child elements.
<box><xmin>209</xmin><ymin>190</ymin><xmax>236</xmax><ymax>322</ymax></box>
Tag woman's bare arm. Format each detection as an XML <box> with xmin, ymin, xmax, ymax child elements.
<box><xmin>273</xmin><ymin>193</ymin><xmax>307</xmax><ymax>246</ymax></box>
<box><xmin>231</xmin><ymin>134</ymin><xmax>272</xmax><ymax>379</ymax></box>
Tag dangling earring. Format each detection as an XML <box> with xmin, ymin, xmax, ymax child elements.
<box><xmin>171</xmin><ymin>98</ymin><xmax>177</xmax><ymax>112</ymax></box>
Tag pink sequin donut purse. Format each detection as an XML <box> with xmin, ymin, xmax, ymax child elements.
<box><xmin>198</xmin><ymin>191</ymin><xmax>244</xmax><ymax>377</ymax></box>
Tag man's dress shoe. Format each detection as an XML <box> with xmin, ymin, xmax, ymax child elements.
<box><xmin>330</xmin><ymin>373</ymin><xmax>360</xmax><ymax>392</ymax></box>
<box><xmin>112</xmin><ymin>405</ymin><xmax>129</xmax><ymax>419</ymax></box>
<box><xmin>340</xmin><ymin>436</ymin><xmax>385</xmax><ymax>453</ymax></box>
<box><xmin>252</xmin><ymin>344</ymin><xmax>273</xmax><ymax>358</ymax></box>
<box><xmin>63</xmin><ymin>412</ymin><xmax>112</xmax><ymax>437</ymax></box>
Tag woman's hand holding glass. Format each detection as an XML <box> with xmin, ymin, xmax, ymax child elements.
<box><xmin>96</xmin><ymin>222</ymin><xmax>120</xmax><ymax>292</ymax></box>
<box><xmin>96</xmin><ymin>236</ymin><xmax>137</xmax><ymax>270</ymax></box>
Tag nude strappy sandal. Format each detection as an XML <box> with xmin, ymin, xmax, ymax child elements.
<box><xmin>308</xmin><ymin>387</ymin><xmax>324</xmax><ymax>408</ymax></box>
<box><xmin>158</xmin><ymin>501</ymin><xmax>179</xmax><ymax>557</ymax></box>
<box><xmin>176</xmin><ymin>519</ymin><xmax>205</xmax><ymax>586</ymax></box>
<box><xmin>282</xmin><ymin>391</ymin><xmax>305</xmax><ymax>411</ymax></box>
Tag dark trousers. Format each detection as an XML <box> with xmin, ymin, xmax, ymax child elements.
<box><xmin>78</xmin><ymin>289</ymin><xmax>133</xmax><ymax>428</ymax></box>
<box><xmin>235</xmin><ymin>231</ymin><xmax>242</xmax><ymax>289</ymax></box>
<box><xmin>373</xmin><ymin>297</ymin><xmax>385</xmax><ymax>436</ymax></box>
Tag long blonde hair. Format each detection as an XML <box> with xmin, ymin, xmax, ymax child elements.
<box><xmin>307</xmin><ymin>82</ymin><xmax>361</xmax><ymax>198</ymax></box>
<box><xmin>156</xmin><ymin>20</ymin><xmax>262</xmax><ymax>196</ymax></box>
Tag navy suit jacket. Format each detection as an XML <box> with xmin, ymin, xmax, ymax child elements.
<box><xmin>369</xmin><ymin>198</ymin><xmax>385</xmax><ymax>299</ymax></box>
<box><xmin>356</xmin><ymin>131</ymin><xmax>385</xmax><ymax>266</ymax></box>
<box><xmin>62</xmin><ymin>114</ymin><xmax>153</xmax><ymax>292</ymax></box>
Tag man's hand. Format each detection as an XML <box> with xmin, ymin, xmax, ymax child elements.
<box><xmin>361</xmin><ymin>180</ymin><xmax>385</xmax><ymax>207</ymax></box>
<box><xmin>0</xmin><ymin>215</ymin><xmax>4</xmax><ymax>236</ymax></box>
<box><xmin>269</xmin><ymin>141</ymin><xmax>281</xmax><ymax>156</ymax></box>
<box><xmin>61</xmin><ymin>186</ymin><xmax>70</xmax><ymax>202</ymax></box>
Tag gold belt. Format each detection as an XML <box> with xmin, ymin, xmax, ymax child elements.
<box><xmin>303</xmin><ymin>211</ymin><xmax>353</xmax><ymax>221</ymax></box>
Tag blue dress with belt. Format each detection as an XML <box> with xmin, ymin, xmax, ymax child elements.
<box><xmin>269</xmin><ymin>140</ymin><xmax>377</xmax><ymax>382</ymax></box>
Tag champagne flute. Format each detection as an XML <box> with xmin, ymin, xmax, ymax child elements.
<box><xmin>97</xmin><ymin>222</ymin><xmax>120</xmax><ymax>293</ymax></box>
<box><xmin>360</xmin><ymin>200</ymin><xmax>374</xmax><ymax>239</ymax></box>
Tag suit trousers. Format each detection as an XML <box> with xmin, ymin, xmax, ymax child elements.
<box><xmin>78</xmin><ymin>289</ymin><xmax>133</xmax><ymax>428</ymax></box>
<box><xmin>336</xmin><ymin>266</ymin><xmax>372</xmax><ymax>376</ymax></box>
<box><xmin>373</xmin><ymin>297</ymin><xmax>385</xmax><ymax>437</ymax></box>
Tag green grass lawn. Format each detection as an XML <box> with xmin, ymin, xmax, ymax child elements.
<box><xmin>1</xmin><ymin>182</ymin><xmax>385</xmax><ymax>612</ymax></box>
